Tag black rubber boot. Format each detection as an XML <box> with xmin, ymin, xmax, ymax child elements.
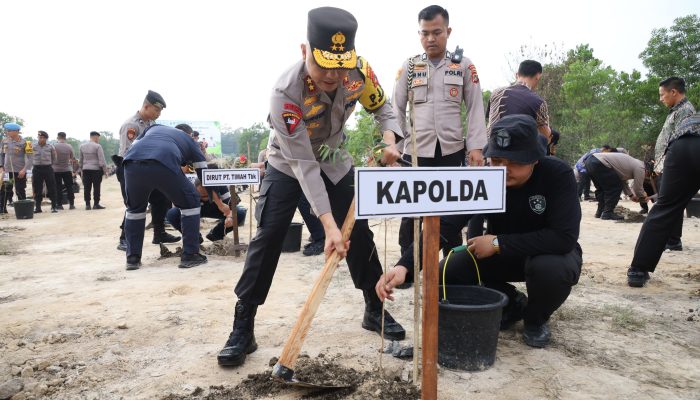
<box><xmin>217</xmin><ymin>300</ymin><xmax>258</xmax><ymax>366</ymax></box>
<box><xmin>500</xmin><ymin>290</ymin><xmax>528</xmax><ymax>330</ymax></box>
<box><xmin>361</xmin><ymin>289</ymin><xmax>406</xmax><ymax>341</ymax></box>
<box><xmin>152</xmin><ymin>230</ymin><xmax>181</xmax><ymax>244</ymax></box>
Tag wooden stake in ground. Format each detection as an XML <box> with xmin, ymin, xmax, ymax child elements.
<box><xmin>421</xmin><ymin>216</ymin><xmax>439</xmax><ymax>400</ymax></box>
<box><xmin>228</xmin><ymin>186</ymin><xmax>242</xmax><ymax>257</ymax></box>
<box><xmin>408</xmin><ymin>90</ymin><xmax>421</xmax><ymax>384</ymax></box>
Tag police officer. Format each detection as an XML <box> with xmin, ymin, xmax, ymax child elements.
<box><xmin>393</xmin><ymin>5</ymin><xmax>488</xmax><ymax>256</ymax></box>
<box><xmin>115</xmin><ymin>91</ymin><xmax>179</xmax><ymax>250</ymax></box>
<box><xmin>79</xmin><ymin>131</ymin><xmax>108</xmax><ymax>210</ymax></box>
<box><xmin>627</xmin><ymin>119</ymin><xmax>700</xmax><ymax>286</ymax></box>
<box><xmin>584</xmin><ymin>151</ymin><xmax>647</xmax><ymax>220</ymax></box>
<box><xmin>32</xmin><ymin>131</ymin><xmax>58</xmax><ymax>213</ymax></box>
<box><xmin>377</xmin><ymin>114</ymin><xmax>582</xmax><ymax>348</ymax></box>
<box><xmin>53</xmin><ymin>132</ymin><xmax>76</xmax><ymax>210</ymax></box>
<box><xmin>649</xmin><ymin>77</ymin><xmax>695</xmax><ymax>251</ymax></box>
<box><xmin>217</xmin><ymin>7</ymin><xmax>406</xmax><ymax>367</ymax></box>
<box><xmin>0</xmin><ymin>123</ymin><xmax>33</xmax><ymax>213</ymax></box>
<box><xmin>123</xmin><ymin>125</ymin><xmax>209</xmax><ymax>270</ymax></box>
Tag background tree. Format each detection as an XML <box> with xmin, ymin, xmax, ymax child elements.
<box><xmin>236</xmin><ymin>122</ymin><xmax>270</xmax><ymax>161</ymax></box>
<box><xmin>98</xmin><ymin>131</ymin><xmax>119</xmax><ymax>164</ymax></box>
<box><xmin>344</xmin><ymin>108</ymin><xmax>381</xmax><ymax>165</ymax></box>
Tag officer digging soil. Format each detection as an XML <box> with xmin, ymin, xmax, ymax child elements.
<box><xmin>217</xmin><ymin>6</ymin><xmax>407</xmax><ymax>367</ymax></box>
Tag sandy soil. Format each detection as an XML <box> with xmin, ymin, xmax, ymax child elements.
<box><xmin>1</xmin><ymin>178</ymin><xmax>699</xmax><ymax>400</ymax></box>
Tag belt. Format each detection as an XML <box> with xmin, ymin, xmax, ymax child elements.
<box><xmin>34</xmin><ymin>164</ymin><xmax>53</xmax><ymax>167</ymax></box>
<box><xmin>126</xmin><ymin>159</ymin><xmax>158</xmax><ymax>164</ymax></box>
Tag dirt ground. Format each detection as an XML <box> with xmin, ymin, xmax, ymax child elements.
<box><xmin>1</xmin><ymin>178</ymin><xmax>699</xmax><ymax>400</ymax></box>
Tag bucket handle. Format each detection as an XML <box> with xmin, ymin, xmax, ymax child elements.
<box><xmin>441</xmin><ymin>245</ymin><xmax>482</xmax><ymax>302</ymax></box>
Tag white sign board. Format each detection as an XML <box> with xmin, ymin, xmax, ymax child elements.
<box><xmin>354</xmin><ymin>167</ymin><xmax>506</xmax><ymax>219</ymax></box>
<box><xmin>201</xmin><ymin>168</ymin><xmax>260</xmax><ymax>186</ymax></box>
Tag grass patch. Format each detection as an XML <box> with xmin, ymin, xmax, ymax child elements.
<box><xmin>602</xmin><ymin>305</ymin><xmax>646</xmax><ymax>331</ymax></box>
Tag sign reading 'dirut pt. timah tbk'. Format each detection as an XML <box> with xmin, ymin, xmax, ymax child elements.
<box><xmin>201</xmin><ymin>168</ymin><xmax>260</xmax><ymax>186</ymax></box>
<box><xmin>354</xmin><ymin>167</ymin><xmax>506</xmax><ymax>219</ymax></box>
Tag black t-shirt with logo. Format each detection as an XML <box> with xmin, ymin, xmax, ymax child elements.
<box><xmin>490</xmin><ymin>156</ymin><xmax>581</xmax><ymax>258</ymax></box>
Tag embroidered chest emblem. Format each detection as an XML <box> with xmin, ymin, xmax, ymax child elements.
<box><xmin>529</xmin><ymin>195</ymin><xmax>546</xmax><ymax>214</ymax></box>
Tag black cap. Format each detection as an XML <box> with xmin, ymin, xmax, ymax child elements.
<box><xmin>90</xmin><ymin>131</ymin><xmax>101</xmax><ymax>137</ymax></box>
<box><xmin>38</xmin><ymin>131</ymin><xmax>49</xmax><ymax>138</ymax></box>
<box><xmin>145</xmin><ymin>90</ymin><xmax>166</xmax><ymax>109</ymax></box>
<box><xmin>484</xmin><ymin>114</ymin><xmax>545</xmax><ymax>163</ymax></box>
<box><xmin>307</xmin><ymin>7</ymin><xmax>357</xmax><ymax>69</ymax></box>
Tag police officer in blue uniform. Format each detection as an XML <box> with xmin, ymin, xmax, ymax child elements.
<box><xmin>122</xmin><ymin>125</ymin><xmax>209</xmax><ymax>270</ymax></box>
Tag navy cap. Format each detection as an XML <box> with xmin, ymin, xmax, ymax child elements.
<box><xmin>307</xmin><ymin>7</ymin><xmax>358</xmax><ymax>69</ymax></box>
<box><xmin>145</xmin><ymin>90</ymin><xmax>166</xmax><ymax>109</ymax></box>
<box><xmin>3</xmin><ymin>122</ymin><xmax>21</xmax><ymax>131</ymax></box>
<box><xmin>90</xmin><ymin>131</ymin><xmax>101</xmax><ymax>137</ymax></box>
<box><xmin>484</xmin><ymin>114</ymin><xmax>545</xmax><ymax>163</ymax></box>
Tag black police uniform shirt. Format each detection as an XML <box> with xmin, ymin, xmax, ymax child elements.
<box><xmin>124</xmin><ymin>125</ymin><xmax>207</xmax><ymax>173</ymax></box>
<box><xmin>490</xmin><ymin>156</ymin><xmax>581</xmax><ymax>258</ymax></box>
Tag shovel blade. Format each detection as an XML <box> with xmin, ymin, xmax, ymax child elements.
<box><xmin>271</xmin><ymin>362</ymin><xmax>351</xmax><ymax>389</ymax></box>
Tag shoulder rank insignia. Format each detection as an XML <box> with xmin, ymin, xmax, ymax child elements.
<box><xmin>357</xmin><ymin>57</ymin><xmax>386</xmax><ymax>111</ymax></box>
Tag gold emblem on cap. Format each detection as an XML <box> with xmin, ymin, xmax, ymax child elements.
<box><xmin>331</xmin><ymin>31</ymin><xmax>346</xmax><ymax>51</ymax></box>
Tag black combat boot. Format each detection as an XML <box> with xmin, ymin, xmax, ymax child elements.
<box><xmin>217</xmin><ymin>300</ymin><xmax>258</xmax><ymax>366</ymax></box>
<box><xmin>361</xmin><ymin>289</ymin><xmax>406</xmax><ymax>341</ymax></box>
<box><xmin>152</xmin><ymin>225</ymin><xmax>181</xmax><ymax>244</ymax></box>
<box><xmin>69</xmin><ymin>200</ymin><xmax>75</xmax><ymax>210</ymax></box>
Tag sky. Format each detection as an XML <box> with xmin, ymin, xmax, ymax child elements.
<box><xmin>2</xmin><ymin>0</ymin><xmax>697</xmax><ymax>141</ymax></box>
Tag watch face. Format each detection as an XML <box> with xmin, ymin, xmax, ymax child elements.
<box><xmin>492</xmin><ymin>237</ymin><xmax>499</xmax><ymax>246</ymax></box>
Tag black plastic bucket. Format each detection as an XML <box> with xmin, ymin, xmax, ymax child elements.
<box><xmin>686</xmin><ymin>197</ymin><xmax>700</xmax><ymax>218</ymax></box>
<box><xmin>281</xmin><ymin>222</ymin><xmax>303</xmax><ymax>252</ymax></box>
<box><xmin>13</xmin><ymin>199</ymin><xmax>35</xmax><ymax>220</ymax></box>
<box><xmin>438</xmin><ymin>285</ymin><xmax>508</xmax><ymax>371</ymax></box>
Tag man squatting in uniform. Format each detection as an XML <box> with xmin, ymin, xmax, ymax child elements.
<box><xmin>31</xmin><ymin>130</ymin><xmax>59</xmax><ymax>213</ymax></box>
<box><xmin>115</xmin><ymin>91</ymin><xmax>180</xmax><ymax>251</ymax></box>
<box><xmin>217</xmin><ymin>7</ymin><xmax>407</xmax><ymax>367</ymax></box>
<box><xmin>0</xmin><ymin>123</ymin><xmax>32</xmax><ymax>213</ymax></box>
<box><xmin>376</xmin><ymin>115</ymin><xmax>583</xmax><ymax>348</ymax></box>
<box><xmin>393</xmin><ymin>5</ymin><xmax>488</xmax><ymax>257</ymax></box>
<box><xmin>122</xmin><ymin>124</ymin><xmax>209</xmax><ymax>270</ymax></box>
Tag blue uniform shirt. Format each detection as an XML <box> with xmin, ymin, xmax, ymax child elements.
<box><xmin>124</xmin><ymin>125</ymin><xmax>207</xmax><ymax>174</ymax></box>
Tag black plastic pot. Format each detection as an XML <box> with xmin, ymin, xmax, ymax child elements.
<box><xmin>13</xmin><ymin>199</ymin><xmax>35</xmax><ymax>219</ymax></box>
<box><xmin>438</xmin><ymin>285</ymin><xmax>508</xmax><ymax>371</ymax></box>
<box><xmin>687</xmin><ymin>196</ymin><xmax>700</xmax><ymax>218</ymax></box>
<box><xmin>281</xmin><ymin>222</ymin><xmax>303</xmax><ymax>252</ymax></box>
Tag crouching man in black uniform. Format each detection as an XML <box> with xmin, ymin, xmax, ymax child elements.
<box><xmin>376</xmin><ymin>114</ymin><xmax>583</xmax><ymax>348</ymax></box>
<box><xmin>123</xmin><ymin>125</ymin><xmax>209</xmax><ymax>270</ymax></box>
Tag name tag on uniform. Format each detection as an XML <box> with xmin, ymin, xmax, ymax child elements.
<box><xmin>444</xmin><ymin>75</ymin><xmax>463</xmax><ymax>85</ymax></box>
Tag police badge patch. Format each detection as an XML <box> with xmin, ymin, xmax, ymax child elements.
<box><xmin>529</xmin><ymin>195</ymin><xmax>546</xmax><ymax>214</ymax></box>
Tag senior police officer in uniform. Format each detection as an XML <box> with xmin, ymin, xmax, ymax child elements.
<box><xmin>393</xmin><ymin>5</ymin><xmax>488</xmax><ymax>256</ymax></box>
<box><xmin>116</xmin><ymin>91</ymin><xmax>179</xmax><ymax>250</ymax></box>
<box><xmin>122</xmin><ymin>125</ymin><xmax>209</xmax><ymax>270</ymax></box>
<box><xmin>53</xmin><ymin>132</ymin><xmax>76</xmax><ymax>210</ymax></box>
<box><xmin>0</xmin><ymin>123</ymin><xmax>33</xmax><ymax>213</ymax></box>
<box><xmin>217</xmin><ymin>7</ymin><xmax>406</xmax><ymax>367</ymax></box>
<box><xmin>32</xmin><ymin>131</ymin><xmax>59</xmax><ymax>213</ymax></box>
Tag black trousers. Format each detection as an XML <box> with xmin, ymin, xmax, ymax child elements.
<box><xmin>577</xmin><ymin>171</ymin><xmax>592</xmax><ymax>199</ymax></box>
<box><xmin>398</xmin><ymin>144</ymin><xmax>466</xmax><ymax>255</ymax></box>
<box><xmin>631</xmin><ymin>136</ymin><xmax>700</xmax><ymax>272</ymax></box>
<box><xmin>117</xmin><ymin>163</ymin><xmax>170</xmax><ymax>236</ymax></box>
<box><xmin>1</xmin><ymin>172</ymin><xmax>27</xmax><ymax>207</ymax></box>
<box><xmin>441</xmin><ymin>246</ymin><xmax>582</xmax><ymax>326</ymax></box>
<box><xmin>82</xmin><ymin>169</ymin><xmax>103</xmax><ymax>204</ymax></box>
<box><xmin>54</xmin><ymin>171</ymin><xmax>75</xmax><ymax>204</ymax></box>
<box><xmin>585</xmin><ymin>157</ymin><xmax>623</xmax><ymax>214</ymax></box>
<box><xmin>235</xmin><ymin>165</ymin><xmax>382</xmax><ymax>305</ymax></box>
<box><xmin>32</xmin><ymin>165</ymin><xmax>58</xmax><ymax>208</ymax></box>
<box><xmin>124</xmin><ymin>161</ymin><xmax>200</xmax><ymax>257</ymax></box>
<box><xmin>656</xmin><ymin>173</ymin><xmax>683</xmax><ymax>245</ymax></box>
